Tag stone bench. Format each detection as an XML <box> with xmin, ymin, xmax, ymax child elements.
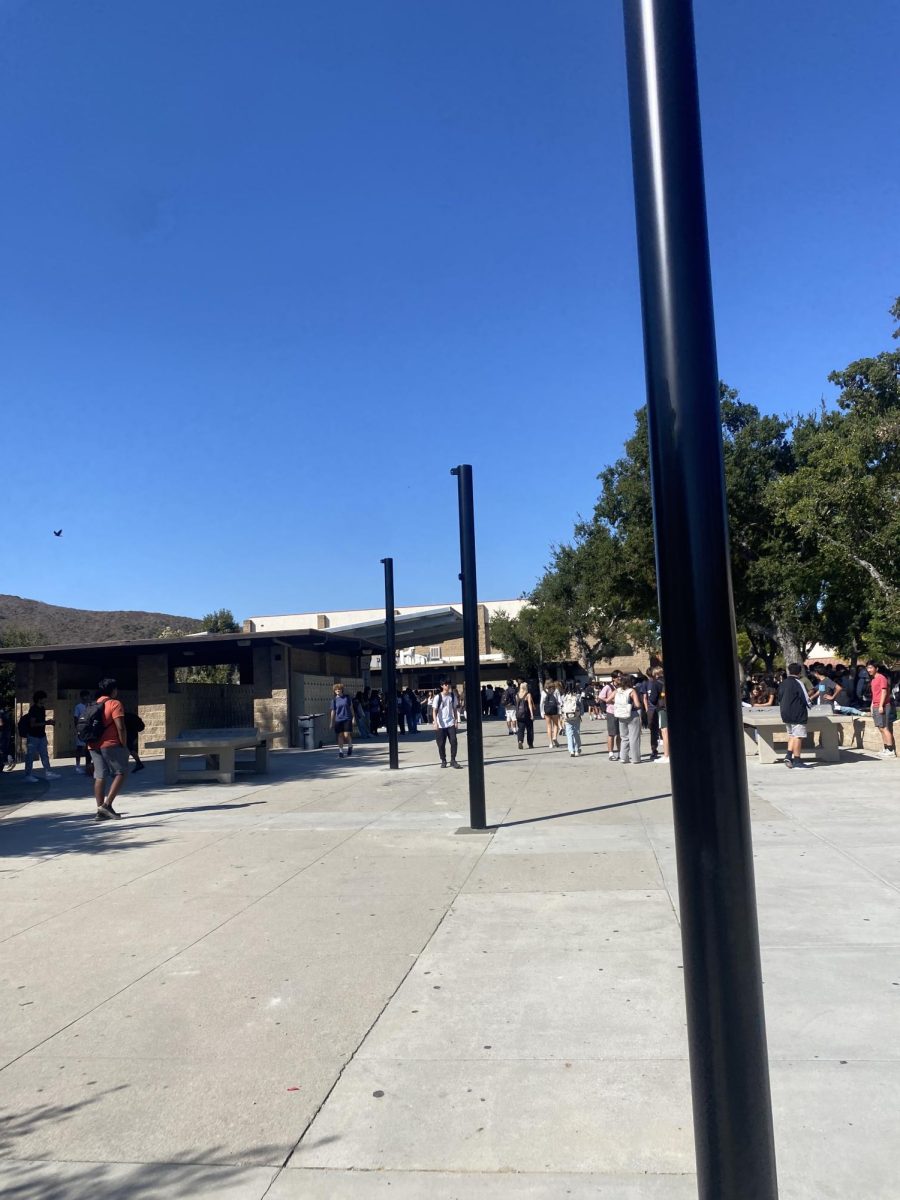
<box><xmin>742</xmin><ymin>708</ymin><xmax>866</xmax><ymax>764</ymax></box>
<box><xmin>145</xmin><ymin>727</ymin><xmax>274</xmax><ymax>785</ymax></box>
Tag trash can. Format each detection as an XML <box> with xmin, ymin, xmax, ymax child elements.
<box><xmin>297</xmin><ymin>714</ymin><xmax>325</xmax><ymax>750</ymax></box>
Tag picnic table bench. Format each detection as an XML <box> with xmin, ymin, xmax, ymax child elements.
<box><xmin>742</xmin><ymin>707</ymin><xmax>865</xmax><ymax>764</ymax></box>
<box><xmin>145</xmin><ymin>727</ymin><xmax>274</xmax><ymax>785</ymax></box>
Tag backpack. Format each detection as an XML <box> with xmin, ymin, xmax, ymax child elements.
<box><xmin>562</xmin><ymin>693</ymin><xmax>580</xmax><ymax>719</ymax></box>
<box><xmin>515</xmin><ymin>695</ymin><xmax>530</xmax><ymax>721</ymax></box>
<box><xmin>76</xmin><ymin>700</ymin><xmax>107</xmax><ymax>744</ymax></box>
<box><xmin>543</xmin><ymin>693</ymin><xmax>559</xmax><ymax>716</ymax></box>
<box><xmin>613</xmin><ymin>688</ymin><xmax>634</xmax><ymax>720</ymax></box>
<box><xmin>17</xmin><ymin>711</ymin><xmax>32</xmax><ymax>738</ymax></box>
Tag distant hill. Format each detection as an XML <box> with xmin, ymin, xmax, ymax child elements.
<box><xmin>0</xmin><ymin>595</ymin><xmax>204</xmax><ymax>648</ymax></box>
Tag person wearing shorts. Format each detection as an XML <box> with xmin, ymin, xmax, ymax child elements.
<box><xmin>88</xmin><ymin>678</ymin><xmax>128</xmax><ymax>819</ymax></box>
<box><xmin>777</xmin><ymin>663</ymin><xmax>813</xmax><ymax>769</ymax></box>
<box><xmin>330</xmin><ymin>684</ymin><xmax>354</xmax><ymax>759</ymax></box>
<box><xmin>866</xmin><ymin>660</ymin><xmax>896</xmax><ymax>757</ymax></box>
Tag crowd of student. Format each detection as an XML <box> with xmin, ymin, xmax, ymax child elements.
<box><xmin>749</xmin><ymin>659</ymin><xmax>897</xmax><ymax>765</ymax></box>
<box><xmin>328</xmin><ymin>672</ymin><xmax>671</xmax><ymax>767</ymax></box>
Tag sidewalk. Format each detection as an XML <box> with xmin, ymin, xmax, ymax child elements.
<box><xmin>1</xmin><ymin>720</ymin><xmax>897</xmax><ymax>1198</ymax></box>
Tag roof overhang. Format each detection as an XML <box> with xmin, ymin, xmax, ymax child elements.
<box><xmin>0</xmin><ymin>627</ymin><xmax>382</xmax><ymax>667</ymax></box>
<box><xmin>328</xmin><ymin>606</ymin><xmax>463</xmax><ymax>650</ymax></box>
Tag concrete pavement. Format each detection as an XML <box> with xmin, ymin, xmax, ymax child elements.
<box><xmin>1</xmin><ymin>718</ymin><xmax>898</xmax><ymax>1197</ymax></box>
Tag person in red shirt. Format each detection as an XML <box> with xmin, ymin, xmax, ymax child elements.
<box><xmin>88</xmin><ymin>677</ymin><xmax>129</xmax><ymax>819</ymax></box>
<box><xmin>866</xmin><ymin>661</ymin><xmax>896</xmax><ymax>757</ymax></box>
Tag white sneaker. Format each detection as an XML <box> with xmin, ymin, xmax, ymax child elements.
<box><xmin>656</xmin><ymin>756</ymin><xmax>670</xmax><ymax>764</ymax></box>
<box><xmin>880</xmin><ymin>748</ymin><xmax>896</xmax><ymax>757</ymax></box>
<box><xmin>23</xmin><ymin>774</ymin><xmax>40</xmax><ymax>783</ymax></box>
<box><xmin>45</xmin><ymin>771</ymin><xmax>62</xmax><ymax>780</ymax></box>
<box><xmin>75</xmin><ymin>766</ymin><xmax>85</xmax><ymax>775</ymax></box>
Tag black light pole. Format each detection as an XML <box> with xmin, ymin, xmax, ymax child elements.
<box><xmin>622</xmin><ymin>2</ymin><xmax>778</xmax><ymax>1198</ymax></box>
<box><xmin>381</xmin><ymin>557</ymin><xmax>400</xmax><ymax>770</ymax></box>
<box><xmin>450</xmin><ymin>465</ymin><xmax>487</xmax><ymax>830</ymax></box>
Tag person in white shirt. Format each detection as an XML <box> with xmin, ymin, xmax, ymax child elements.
<box><xmin>432</xmin><ymin>680</ymin><xmax>462</xmax><ymax>769</ymax></box>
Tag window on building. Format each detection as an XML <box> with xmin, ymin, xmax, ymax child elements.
<box><xmin>428</xmin><ymin>646</ymin><xmax>441</xmax><ymax>661</ymax></box>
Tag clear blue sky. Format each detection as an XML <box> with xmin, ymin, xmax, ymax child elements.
<box><xmin>2</xmin><ymin>0</ymin><xmax>897</xmax><ymax>622</ymax></box>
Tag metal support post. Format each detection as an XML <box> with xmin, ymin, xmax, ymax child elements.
<box><xmin>381</xmin><ymin>557</ymin><xmax>400</xmax><ymax>770</ymax></box>
<box><xmin>450</xmin><ymin>465</ymin><xmax>487</xmax><ymax>829</ymax></box>
<box><xmin>622</xmin><ymin>2</ymin><xmax>778</xmax><ymax>1196</ymax></box>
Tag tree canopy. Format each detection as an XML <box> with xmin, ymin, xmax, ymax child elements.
<box><xmin>496</xmin><ymin>297</ymin><xmax>900</xmax><ymax>672</ymax></box>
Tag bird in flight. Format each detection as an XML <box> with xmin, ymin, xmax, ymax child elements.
<box><xmin>53</xmin><ymin>529</ymin><xmax>62</xmax><ymax>537</ymax></box>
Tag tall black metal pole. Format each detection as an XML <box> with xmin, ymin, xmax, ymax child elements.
<box><xmin>381</xmin><ymin>557</ymin><xmax>400</xmax><ymax>770</ymax></box>
<box><xmin>622</xmin><ymin>3</ymin><xmax>778</xmax><ymax>1197</ymax></box>
<box><xmin>450</xmin><ymin>465</ymin><xmax>486</xmax><ymax>829</ymax></box>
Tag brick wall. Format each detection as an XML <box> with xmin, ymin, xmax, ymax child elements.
<box><xmin>252</xmin><ymin>644</ymin><xmax>290</xmax><ymax>748</ymax></box>
<box><xmin>138</xmin><ymin>654</ymin><xmax>169</xmax><ymax>750</ymax></box>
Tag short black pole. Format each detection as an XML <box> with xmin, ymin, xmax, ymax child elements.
<box><xmin>381</xmin><ymin>557</ymin><xmax>400</xmax><ymax>770</ymax></box>
<box><xmin>622</xmin><ymin>3</ymin><xmax>778</xmax><ymax>1198</ymax></box>
<box><xmin>450</xmin><ymin>465</ymin><xmax>486</xmax><ymax>829</ymax></box>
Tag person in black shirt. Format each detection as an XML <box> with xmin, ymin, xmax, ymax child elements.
<box><xmin>777</xmin><ymin>663</ymin><xmax>815</xmax><ymax>769</ymax></box>
<box><xmin>644</xmin><ymin>668</ymin><xmax>665</xmax><ymax>759</ymax></box>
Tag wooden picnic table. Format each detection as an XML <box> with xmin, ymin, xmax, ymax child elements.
<box><xmin>741</xmin><ymin>707</ymin><xmax>864</xmax><ymax>764</ymax></box>
<box><xmin>145</xmin><ymin>727</ymin><xmax>274</xmax><ymax>785</ymax></box>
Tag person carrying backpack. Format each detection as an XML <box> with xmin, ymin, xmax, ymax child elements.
<box><xmin>613</xmin><ymin>675</ymin><xmax>643</xmax><ymax>764</ymax></box>
<box><xmin>85</xmin><ymin>678</ymin><xmax>128</xmax><ymax>818</ymax></box>
<box><xmin>540</xmin><ymin>681</ymin><xmax>561</xmax><ymax>748</ymax></box>
<box><xmin>515</xmin><ymin>683</ymin><xmax>536</xmax><ymax>750</ymax></box>
<box><xmin>20</xmin><ymin>690</ymin><xmax>61</xmax><ymax>783</ymax></box>
<box><xmin>561</xmin><ymin>683</ymin><xmax>583</xmax><ymax>757</ymax></box>
<box><xmin>72</xmin><ymin>689</ymin><xmax>93</xmax><ymax>775</ymax></box>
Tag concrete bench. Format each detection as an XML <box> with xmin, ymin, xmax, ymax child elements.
<box><xmin>742</xmin><ymin>708</ymin><xmax>865</xmax><ymax>764</ymax></box>
<box><xmin>145</xmin><ymin>727</ymin><xmax>274</xmax><ymax>785</ymax></box>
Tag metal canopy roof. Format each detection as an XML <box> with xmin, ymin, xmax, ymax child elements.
<box><xmin>0</xmin><ymin>627</ymin><xmax>381</xmax><ymax>665</ymax></box>
<box><xmin>327</xmin><ymin>606</ymin><xmax>463</xmax><ymax>650</ymax></box>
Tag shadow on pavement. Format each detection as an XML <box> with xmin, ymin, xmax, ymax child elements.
<box><xmin>0</xmin><ymin>800</ymin><xmax>275</xmax><ymax>862</ymax></box>
<box><xmin>0</xmin><ymin>1089</ymin><xmax>287</xmax><ymax>1198</ymax></box>
<box><xmin>498</xmin><ymin>793</ymin><xmax>672</xmax><ymax>828</ymax></box>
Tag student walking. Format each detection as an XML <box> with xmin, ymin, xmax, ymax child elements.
<box><xmin>330</xmin><ymin>683</ymin><xmax>354</xmax><ymax>758</ymax></box>
<box><xmin>515</xmin><ymin>683</ymin><xmax>536</xmax><ymax>750</ymax></box>
<box><xmin>86</xmin><ymin>678</ymin><xmax>128</xmax><ymax>818</ymax></box>
<box><xmin>561</xmin><ymin>684</ymin><xmax>583</xmax><ymax>757</ymax></box>
<box><xmin>614</xmin><ymin>675</ymin><xmax>643</xmax><ymax>764</ymax></box>
<box><xmin>503</xmin><ymin>680</ymin><xmax>518</xmax><ymax>736</ymax></box>
<box><xmin>432</xmin><ymin>680</ymin><xmax>462</xmax><ymax>768</ymax></box>
<box><xmin>20</xmin><ymin>691</ymin><xmax>61</xmax><ymax>783</ymax></box>
<box><xmin>540</xmin><ymin>681</ymin><xmax>561</xmax><ymax>747</ymax></box>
